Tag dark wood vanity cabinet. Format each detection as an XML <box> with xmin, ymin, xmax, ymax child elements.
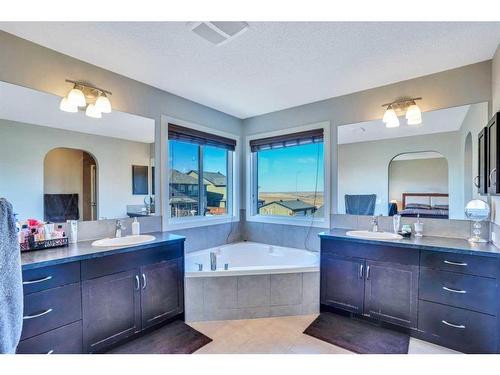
<box><xmin>320</xmin><ymin>237</ymin><xmax>500</xmax><ymax>353</ymax></box>
<box><xmin>18</xmin><ymin>240</ymin><xmax>185</xmax><ymax>354</ymax></box>
<box><xmin>320</xmin><ymin>239</ymin><xmax>419</xmax><ymax>329</ymax></box>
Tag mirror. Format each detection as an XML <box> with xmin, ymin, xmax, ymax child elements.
<box><xmin>337</xmin><ymin>102</ymin><xmax>489</xmax><ymax>219</ymax></box>
<box><xmin>0</xmin><ymin>81</ymin><xmax>156</xmax><ymax>223</ymax></box>
<box><xmin>464</xmin><ymin>199</ymin><xmax>490</xmax><ymax>221</ymax></box>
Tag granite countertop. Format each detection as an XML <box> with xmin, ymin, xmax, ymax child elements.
<box><xmin>319</xmin><ymin>229</ymin><xmax>500</xmax><ymax>258</ymax></box>
<box><xmin>21</xmin><ymin>231</ymin><xmax>185</xmax><ymax>270</ymax></box>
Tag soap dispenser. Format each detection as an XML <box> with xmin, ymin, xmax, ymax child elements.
<box><xmin>132</xmin><ymin>217</ymin><xmax>141</xmax><ymax>235</ymax></box>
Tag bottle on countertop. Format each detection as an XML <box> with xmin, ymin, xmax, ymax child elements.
<box><xmin>132</xmin><ymin>217</ymin><xmax>141</xmax><ymax>235</ymax></box>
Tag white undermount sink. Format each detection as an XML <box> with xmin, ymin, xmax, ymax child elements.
<box><xmin>91</xmin><ymin>235</ymin><xmax>156</xmax><ymax>247</ymax></box>
<box><xmin>346</xmin><ymin>230</ymin><xmax>403</xmax><ymax>240</ymax></box>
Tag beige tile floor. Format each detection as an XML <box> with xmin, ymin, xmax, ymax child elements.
<box><xmin>189</xmin><ymin>314</ymin><xmax>460</xmax><ymax>354</ymax></box>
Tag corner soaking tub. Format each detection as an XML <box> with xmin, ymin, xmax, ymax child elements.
<box><xmin>184</xmin><ymin>241</ymin><xmax>320</xmax><ymax>322</ymax></box>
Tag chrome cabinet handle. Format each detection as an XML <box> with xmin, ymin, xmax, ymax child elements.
<box><xmin>23</xmin><ymin>308</ymin><xmax>53</xmax><ymax>320</ymax></box>
<box><xmin>443</xmin><ymin>260</ymin><xmax>467</xmax><ymax>267</ymax></box>
<box><xmin>442</xmin><ymin>286</ymin><xmax>467</xmax><ymax>294</ymax></box>
<box><xmin>366</xmin><ymin>265</ymin><xmax>371</xmax><ymax>280</ymax></box>
<box><xmin>490</xmin><ymin>168</ymin><xmax>497</xmax><ymax>187</ymax></box>
<box><xmin>142</xmin><ymin>273</ymin><xmax>147</xmax><ymax>290</ymax></box>
<box><xmin>442</xmin><ymin>320</ymin><xmax>466</xmax><ymax>329</ymax></box>
<box><xmin>473</xmin><ymin>175</ymin><xmax>480</xmax><ymax>188</ymax></box>
<box><xmin>359</xmin><ymin>264</ymin><xmax>364</xmax><ymax>279</ymax></box>
<box><xmin>23</xmin><ymin>276</ymin><xmax>52</xmax><ymax>285</ymax></box>
<box><xmin>47</xmin><ymin>350</ymin><xmax>54</xmax><ymax>354</ymax></box>
<box><xmin>135</xmin><ymin>275</ymin><xmax>140</xmax><ymax>290</ymax></box>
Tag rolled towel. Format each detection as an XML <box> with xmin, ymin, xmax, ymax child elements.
<box><xmin>0</xmin><ymin>198</ymin><xmax>23</xmax><ymax>354</ymax></box>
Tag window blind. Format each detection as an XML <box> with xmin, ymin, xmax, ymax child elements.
<box><xmin>249</xmin><ymin>128</ymin><xmax>323</xmax><ymax>152</ymax></box>
<box><xmin>168</xmin><ymin>123</ymin><xmax>236</xmax><ymax>151</ymax></box>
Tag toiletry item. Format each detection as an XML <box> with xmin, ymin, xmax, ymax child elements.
<box><xmin>44</xmin><ymin>223</ymin><xmax>55</xmax><ymax>240</ymax></box>
<box><xmin>67</xmin><ymin>220</ymin><xmax>78</xmax><ymax>244</ymax></box>
<box><xmin>414</xmin><ymin>215</ymin><xmax>424</xmax><ymax>237</ymax></box>
<box><xmin>55</xmin><ymin>224</ymin><xmax>65</xmax><ymax>238</ymax></box>
<box><xmin>14</xmin><ymin>215</ymin><xmax>22</xmax><ymax>244</ymax></box>
<box><xmin>132</xmin><ymin>217</ymin><xmax>140</xmax><ymax>235</ymax></box>
<box><xmin>399</xmin><ymin>224</ymin><xmax>412</xmax><ymax>238</ymax></box>
<box><xmin>392</xmin><ymin>214</ymin><xmax>401</xmax><ymax>234</ymax></box>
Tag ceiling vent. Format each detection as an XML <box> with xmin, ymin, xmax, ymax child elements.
<box><xmin>187</xmin><ymin>22</ymin><xmax>249</xmax><ymax>46</ymax></box>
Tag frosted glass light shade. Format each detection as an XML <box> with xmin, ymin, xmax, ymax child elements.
<box><xmin>406</xmin><ymin>104</ymin><xmax>422</xmax><ymax>125</ymax></box>
<box><xmin>383</xmin><ymin>108</ymin><xmax>399</xmax><ymax>128</ymax></box>
<box><xmin>95</xmin><ymin>95</ymin><xmax>112</xmax><ymax>113</ymax></box>
<box><xmin>67</xmin><ymin>88</ymin><xmax>86</xmax><ymax>107</ymax></box>
<box><xmin>85</xmin><ymin>103</ymin><xmax>102</xmax><ymax>118</ymax></box>
<box><xmin>59</xmin><ymin>97</ymin><xmax>78</xmax><ymax>113</ymax></box>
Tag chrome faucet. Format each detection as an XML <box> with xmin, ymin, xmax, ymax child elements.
<box><xmin>371</xmin><ymin>216</ymin><xmax>379</xmax><ymax>232</ymax></box>
<box><xmin>115</xmin><ymin>220</ymin><xmax>125</xmax><ymax>238</ymax></box>
<box><xmin>210</xmin><ymin>252</ymin><xmax>217</xmax><ymax>271</ymax></box>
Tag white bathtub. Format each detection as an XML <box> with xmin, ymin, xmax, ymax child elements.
<box><xmin>185</xmin><ymin>241</ymin><xmax>320</xmax><ymax>278</ymax></box>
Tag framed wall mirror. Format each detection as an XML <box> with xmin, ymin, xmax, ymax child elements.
<box><xmin>337</xmin><ymin>102</ymin><xmax>488</xmax><ymax>220</ymax></box>
<box><xmin>0</xmin><ymin>81</ymin><xmax>156</xmax><ymax>223</ymax></box>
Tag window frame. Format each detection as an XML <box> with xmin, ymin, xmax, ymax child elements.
<box><xmin>245</xmin><ymin>121</ymin><xmax>331</xmax><ymax>228</ymax></box>
<box><xmin>162</xmin><ymin>116</ymin><xmax>240</xmax><ymax>231</ymax></box>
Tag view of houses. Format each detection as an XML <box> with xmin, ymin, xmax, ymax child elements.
<box><xmin>170</xmin><ymin>168</ymin><xmax>324</xmax><ymax>218</ymax></box>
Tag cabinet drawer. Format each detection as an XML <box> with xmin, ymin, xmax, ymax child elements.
<box><xmin>21</xmin><ymin>283</ymin><xmax>82</xmax><ymax>340</ymax></box>
<box><xmin>420</xmin><ymin>251</ymin><xmax>498</xmax><ymax>278</ymax></box>
<box><xmin>81</xmin><ymin>243</ymin><xmax>183</xmax><ymax>280</ymax></box>
<box><xmin>17</xmin><ymin>321</ymin><xmax>82</xmax><ymax>354</ymax></box>
<box><xmin>418</xmin><ymin>300</ymin><xmax>497</xmax><ymax>353</ymax></box>
<box><xmin>22</xmin><ymin>262</ymin><xmax>80</xmax><ymax>295</ymax></box>
<box><xmin>420</xmin><ymin>268</ymin><xmax>497</xmax><ymax>315</ymax></box>
<box><xmin>321</xmin><ymin>239</ymin><xmax>418</xmax><ymax>266</ymax></box>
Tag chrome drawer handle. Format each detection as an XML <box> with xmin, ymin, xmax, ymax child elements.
<box><xmin>442</xmin><ymin>320</ymin><xmax>466</xmax><ymax>329</ymax></box>
<box><xmin>47</xmin><ymin>350</ymin><xmax>54</xmax><ymax>354</ymax></box>
<box><xmin>443</xmin><ymin>260</ymin><xmax>468</xmax><ymax>267</ymax></box>
<box><xmin>443</xmin><ymin>286</ymin><xmax>467</xmax><ymax>294</ymax></box>
<box><xmin>359</xmin><ymin>264</ymin><xmax>363</xmax><ymax>279</ymax></box>
<box><xmin>490</xmin><ymin>168</ymin><xmax>497</xmax><ymax>187</ymax></box>
<box><xmin>23</xmin><ymin>276</ymin><xmax>52</xmax><ymax>285</ymax></box>
<box><xmin>23</xmin><ymin>308</ymin><xmax>53</xmax><ymax>320</ymax></box>
<box><xmin>135</xmin><ymin>275</ymin><xmax>140</xmax><ymax>290</ymax></box>
<box><xmin>142</xmin><ymin>273</ymin><xmax>147</xmax><ymax>290</ymax></box>
<box><xmin>366</xmin><ymin>265</ymin><xmax>371</xmax><ymax>280</ymax></box>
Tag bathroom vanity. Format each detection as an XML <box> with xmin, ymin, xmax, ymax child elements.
<box><xmin>319</xmin><ymin>230</ymin><xmax>500</xmax><ymax>354</ymax></box>
<box><xmin>17</xmin><ymin>233</ymin><xmax>185</xmax><ymax>354</ymax></box>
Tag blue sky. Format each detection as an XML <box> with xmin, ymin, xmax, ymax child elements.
<box><xmin>258</xmin><ymin>142</ymin><xmax>324</xmax><ymax>193</ymax></box>
<box><xmin>169</xmin><ymin>141</ymin><xmax>227</xmax><ymax>174</ymax></box>
<box><xmin>169</xmin><ymin>140</ymin><xmax>324</xmax><ymax>193</ymax></box>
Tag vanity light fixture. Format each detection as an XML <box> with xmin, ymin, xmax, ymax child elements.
<box><xmin>382</xmin><ymin>97</ymin><xmax>422</xmax><ymax>128</ymax></box>
<box><xmin>60</xmin><ymin>80</ymin><xmax>112</xmax><ymax>118</ymax></box>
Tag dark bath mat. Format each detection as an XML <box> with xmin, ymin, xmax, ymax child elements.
<box><xmin>107</xmin><ymin>320</ymin><xmax>212</xmax><ymax>354</ymax></box>
<box><xmin>304</xmin><ymin>312</ymin><xmax>409</xmax><ymax>354</ymax></box>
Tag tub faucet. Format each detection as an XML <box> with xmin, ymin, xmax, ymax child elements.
<box><xmin>371</xmin><ymin>216</ymin><xmax>379</xmax><ymax>232</ymax></box>
<box><xmin>115</xmin><ymin>220</ymin><xmax>125</xmax><ymax>238</ymax></box>
<box><xmin>210</xmin><ymin>252</ymin><xmax>217</xmax><ymax>271</ymax></box>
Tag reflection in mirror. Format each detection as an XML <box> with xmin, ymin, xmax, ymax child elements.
<box><xmin>44</xmin><ymin>148</ymin><xmax>97</xmax><ymax>222</ymax></box>
<box><xmin>337</xmin><ymin>102</ymin><xmax>488</xmax><ymax>220</ymax></box>
<box><xmin>389</xmin><ymin>152</ymin><xmax>449</xmax><ymax>219</ymax></box>
<box><xmin>0</xmin><ymin>81</ymin><xmax>156</xmax><ymax>223</ymax></box>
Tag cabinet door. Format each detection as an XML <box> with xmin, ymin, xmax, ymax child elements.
<box><xmin>140</xmin><ymin>258</ymin><xmax>184</xmax><ymax>329</ymax></box>
<box><xmin>487</xmin><ymin>114</ymin><xmax>498</xmax><ymax>194</ymax></box>
<box><xmin>363</xmin><ymin>261</ymin><xmax>418</xmax><ymax>328</ymax></box>
<box><xmin>321</xmin><ymin>255</ymin><xmax>364</xmax><ymax>313</ymax></box>
<box><xmin>82</xmin><ymin>269</ymin><xmax>141</xmax><ymax>353</ymax></box>
<box><xmin>478</xmin><ymin>127</ymin><xmax>488</xmax><ymax>195</ymax></box>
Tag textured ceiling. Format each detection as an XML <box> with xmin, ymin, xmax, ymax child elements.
<box><xmin>1</xmin><ymin>22</ymin><xmax>500</xmax><ymax>119</ymax></box>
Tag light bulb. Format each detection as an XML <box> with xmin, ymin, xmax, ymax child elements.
<box><xmin>67</xmin><ymin>88</ymin><xmax>87</xmax><ymax>107</ymax></box>
<box><xmin>85</xmin><ymin>103</ymin><xmax>102</xmax><ymax>118</ymax></box>
<box><xmin>383</xmin><ymin>108</ymin><xmax>399</xmax><ymax>128</ymax></box>
<box><xmin>95</xmin><ymin>95</ymin><xmax>112</xmax><ymax>113</ymax></box>
<box><xmin>406</xmin><ymin>104</ymin><xmax>422</xmax><ymax>125</ymax></box>
<box><xmin>59</xmin><ymin>97</ymin><xmax>78</xmax><ymax>113</ymax></box>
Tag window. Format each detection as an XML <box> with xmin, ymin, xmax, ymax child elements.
<box><xmin>168</xmin><ymin>123</ymin><xmax>235</xmax><ymax>219</ymax></box>
<box><xmin>248</xmin><ymin>126</ymin><xmax>328</xmax><ymax>224</ymax></box>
